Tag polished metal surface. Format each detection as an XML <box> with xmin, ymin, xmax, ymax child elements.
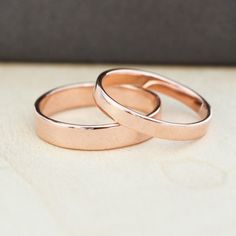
<box><xmin>94</xmin><ymin>69</ymin><xmax>212</xmax><ymax>140</ymax></box>
<box><xmin>35</xmin><ymin>83</ymin><xmax>161</xmax><ymax>150</ymax></box>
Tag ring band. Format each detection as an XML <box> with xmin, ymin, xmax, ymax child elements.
<box><xmin>34</xmin><ymin>83</ymin><xmax>161</xmax><ymax>150</ymax></box>
<box><xmin>94</xmin><ymin>69</ymin><xmax>212</xmax><ymax>140</ymax></box>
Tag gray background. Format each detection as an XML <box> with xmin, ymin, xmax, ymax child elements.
<box><xmin>0</xmin><ymin>0</ymin><xmax>235</xmax><ymax>64</ymax></box>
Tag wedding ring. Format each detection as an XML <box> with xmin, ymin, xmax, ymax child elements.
<box><xmin>34</xmin><ymin>83</ymin><xmax>161</xmax><ymax>150</ymax></box>
<box><xmin>94</xmin><ymin>69</ymin><xmax>212</xmax><ymax>140</ymax></box>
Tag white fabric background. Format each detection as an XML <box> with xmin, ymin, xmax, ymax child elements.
<box><xmin>0</xmin><ymin>64</ymin><xmax>235</xmax><ymax>236</ymax></box>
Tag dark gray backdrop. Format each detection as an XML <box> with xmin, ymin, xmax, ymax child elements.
<box><xmin>0</xmin><ymin>0</ymin><xmax>235</xmax><ymax>64</ymax></box>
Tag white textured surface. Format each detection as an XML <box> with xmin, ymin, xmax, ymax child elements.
<box><xmin>0</xmin><ymin>63</ymin><xmax>236</xmax><ymax>236</ymax></box>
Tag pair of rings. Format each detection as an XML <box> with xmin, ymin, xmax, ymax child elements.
<box><xmin>35</xmin><ymin>69</ymin><xmax>212</xmax><ymax>150</ymax></box>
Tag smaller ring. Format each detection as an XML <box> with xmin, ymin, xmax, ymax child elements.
<box><xmin>94</xmin><ymin>69</ymin><xmax>212</xmax><ymax>140</ymax></box>
<box><xmin>34</xmin><ymin>83</ymin><xmax>161</xmax><ymax>150</ymax></box>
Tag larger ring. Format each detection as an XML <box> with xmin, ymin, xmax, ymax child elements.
<box><xmin>94</xmin><ymin>69</ymin><xmax>212</xmax><ymax>140</ymax></box>
<box><xmin>34</xmin><ymin>83</ymin><xmax>161</xmax><ymax>150</ymax></box>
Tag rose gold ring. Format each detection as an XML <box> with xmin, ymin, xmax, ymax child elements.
<box><xmin>34</xmin><ymin>83</ymin><xmax>161</xmax><ymax>150</ymax></box>
<box><xmin>94</xmin><ymin>69</ymin><xmax>212</xmax><ymax>140</ymax></box>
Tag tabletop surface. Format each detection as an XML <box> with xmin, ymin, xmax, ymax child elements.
<box><xmin>0</xmin><ymin>63</ymin><xmax>235</xmax><ymax>236</ymax></box>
